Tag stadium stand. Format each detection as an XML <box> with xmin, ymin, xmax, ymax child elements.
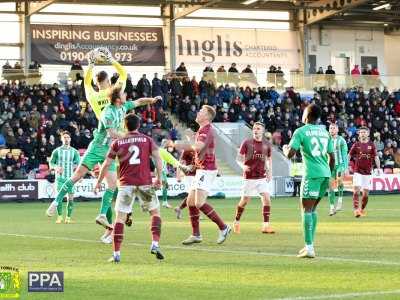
<box><xmin>1</xmin><ymin>65</ymin><xmax>400</xmax><ymax>180</ymax></box>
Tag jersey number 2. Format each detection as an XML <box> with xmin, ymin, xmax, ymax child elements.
<box><xmin>311</xmin><ymin>137</ymin><xmax>328</xmax><ymax>157</ymax></box>
<box><xmin>128</xmin><ymin>145</ymin><xmax>140</xmax><ymax>165</ymax></box>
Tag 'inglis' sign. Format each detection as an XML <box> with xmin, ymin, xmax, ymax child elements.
<box><xmin>176</xmin><ymin>27</ymin><xmax>300</xmax><ymax>68</ymax></box>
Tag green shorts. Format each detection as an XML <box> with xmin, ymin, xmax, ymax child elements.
<box><xmin>80</xmin><ymin>142</ymin><xmax>116</xmax><ymax>172</ymax></box>
<box><xmin>301</xmin><ymin>177</ymin><xmax>329</xmax><ymax>200</ymax></box>
<box><xmin>56</xmin><ymin>177</ymin><xmax>74</xmax><ymax>194</ymax></box>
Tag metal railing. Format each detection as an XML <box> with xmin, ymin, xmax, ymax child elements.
<box><xmin>2</xmin><ymin>65</ymin><xmax>399</xmax><ymax>91</ymax></box>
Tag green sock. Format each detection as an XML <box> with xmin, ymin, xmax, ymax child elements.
<box><xmin>67</xmin><ymin>201</ymin><xmax>74</xmax><ymax>218</ymax></box>
<box><xmin>106</xmin><ymin>207</ymin><xmax>113</xmax><ymax>224</ymax></box>
<box><xmin>162</xmin><ymin>187</ymin><xmax>168</xmax><ymax>203</ymax></box>
<box><xmin>303</xmin><ymin>212</ymin><xmax>313</xmax><ymax>245</ymax></box>
<box><xmin>311</xmin><ymin>211</ymin><xmax>318</xmax><ymax>241</ymax></box>
<box><xmin>100</xmin><ymin>189</ymin><xmax>115</xmax><ymax>215</ymax></box>
<box><xmin>57</xmin><ymin>200</ymin><xmax>63</xmax><ymax>216</ymax></box>
<box><xmin>338</xmin><ymin>184</ymin><xmax>344</xmax><ymax>199</ymax></box>
<box><xmin>55</xmin><ymin>179</ymin><xmax>74</xmax><ymax>205</ymax></box>
<box><xmin>328</xmin><ymin>189</ymin><xmax>335</xmax><ymax>207</ymax></box>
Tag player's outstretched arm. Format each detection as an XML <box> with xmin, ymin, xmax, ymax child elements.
<box><xmin>84</xmin><ymin>52</ymin><xmax>96</xmax><ymax>98</ymax></box>
<box><xmin>133</xmin><ymin>96</ymin><xmax>162</xmax><ymax>108</ymax></box>
<box><xmin>284</xmin><ymin>129</ymin><xmax>300</xmax><ymax>159</ymax></box>
<box><xmin>49</xmin><ymin>149</ymin><xmax>58</xmax><ymax>170</ymax></box>
<box><xmin>174</xmin><ymin>140</ymin><xmax>205</xmax><ymax>153</ymax></box>
<box><xmin>111</xmin><ymin>58</ymin><xmax>127</xmax><ymax>91</ymax></box>
<box><xmin>283</xmin><ymin>145</ymin><xmax>296</xmax><ymax>159</ymax></box>
<box><xmin>266</xmin><ymin>155</ymin><xmax>272</xmax><ymax>181</ymax></box>
<box><xmin>159</xmin><ymin>148</ymin><xmax>179</xmax><ymax>167</ymax></box>
<box><xmin>236</xmin><ymin>152</ymin><xmax>246</xmax><ymax>170</ymax></box>
<box><xmin>95</xmin><ymin>157</ymin><xmax>113</xmax><ymax>191</ymax></box>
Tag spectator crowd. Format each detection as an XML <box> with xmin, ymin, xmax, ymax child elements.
<box><xmin>1</xmin><ymin>61</ymin><xmax>400</xmax><ymax>179</ymax></box>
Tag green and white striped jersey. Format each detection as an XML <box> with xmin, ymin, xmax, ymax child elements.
<box><xmin>331</xmin><ymin>135</ymin><xmax>348</xmax><ymax>168</ymax></box>
<box><xmin>49</xmin><ymin>146</ymin><xmax>81</xmax><ymax>179</ymax></box>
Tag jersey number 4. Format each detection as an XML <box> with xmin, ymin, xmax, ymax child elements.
<box><xmin>128</xmin><ymin>145</ymin><xmax>141</xmax><ymax>165</ymax></box>
<box><xmin>311</xmin><ymin>137</ymin><xmax>328</xmax><ymax>157</ymax></box>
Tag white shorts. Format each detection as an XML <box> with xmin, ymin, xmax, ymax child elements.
<box><xmin>115</xmin><ymin>185</ymin><xmax>160</xmax><ymax>214</ymax></box>
<box><xmin>352</xmin><ymin>173</ymin><xmax>371</xmax><ymax>190</ymax></box>
<box><xmin>242</xmin><ymin>178</ymin><xmax>271</xmax><ymax>197</ymax></box>
<box><xmin>189</xmin><ymin>170</ymin><xmax>218</xmax><ymax>194</ymax></box>
<box><xmin>184</xmin><ymin>176</ymin><xmax>195</xmax><ymax>192</ymax></box>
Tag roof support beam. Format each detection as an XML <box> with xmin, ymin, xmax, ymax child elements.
<box><xmin>173</xmin><ymin>0</ymin><xmax>221</xmax><ymax>21</ymax></box>
<box><xmin>16</xmin><ymin>0</ymin><xmax>58</xmax><ymax>16</ymax></box>
<box><xmin>304</xmin><ymin>0</ymin><xmax>369</xmax><ymax>25</ymax></box>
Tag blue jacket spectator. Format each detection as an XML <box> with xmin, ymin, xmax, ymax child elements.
<box><xmin>152</xmin><ymin>73</ymin><xmax>162</xmax><ymax>97</ymax></box>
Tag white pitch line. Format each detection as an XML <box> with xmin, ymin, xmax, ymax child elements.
<box><xmin>1</xmin><ymin>232</ymin><xmax>400</xmax><ymax>267</ymax></box>
<box><xmin>270</xmin><ymin>289</ymin><xmax>400</xmax><ymax>300</ymax></box>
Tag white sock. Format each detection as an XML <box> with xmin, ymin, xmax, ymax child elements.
<box><xmin>151</xmin><ymin>241</ymin><xmax>159</xmax><ymax>248</ymax></box>
<box><xmin>330</xmin><ymin>204</ymin><xmax>335</xmax><ymax>210</ymax></box>
<box><xmin>338</xmin><ymin>197</ymin><xmax>343</xmax><ymax>203</ymax></box>
<box><xmin>113</xmin><ymin>251</ymin><xmax>120</xmax><ymax>257</ymax></box>
<box><xmin>306</xmin><ymin>244</ymin><xmax>314</xmax><ymax>252</ymax></box>
<box><xmin>263</xmin><ymin>222</ymin><xmax>270</xmax><ymax>227</ymax></box>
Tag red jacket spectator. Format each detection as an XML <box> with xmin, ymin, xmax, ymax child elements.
<box><xmin>355</xmin><ymin>115</ymin><xmax>367</xmax><ymax>127</ymax></box>
<box><xmin>395</xmin><ymin>101</ymin><xmax>400</xmax><ymax>117</ymax></box>
<box><xmin>371</xmin><ymin>67</ymin><xmax>380</xmax><ymax>75</ymax></box>
<box><xmin>351</xmin><ymin>65</ymin><xmax>360</xmax><ymax>75</ymax></box>
<box><xmin>190</xmin><ymin>77</ymin><xmax>199</xmax><ymax>96</ymax></box>
<box><xmin>142</xmin><ymin>106</ymin><xmax>157</xmax><ymax>123</ymax></box>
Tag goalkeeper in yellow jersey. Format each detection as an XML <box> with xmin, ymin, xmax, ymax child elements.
<box><xmin>84</xmin><ymin>47</ymin><xmax>128</xmax><ymax>119</ymax></box>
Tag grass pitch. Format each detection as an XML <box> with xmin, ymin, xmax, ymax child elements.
<box><xmin>0</xmin><ymin>195</ymin><xmax>399</xmax><ymax>300</ymax></box>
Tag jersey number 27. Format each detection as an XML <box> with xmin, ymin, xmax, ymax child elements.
<box><xmin>311</xmin><ymin>137</ymin><xmax>328</xmax><ymax>157</ymax></box>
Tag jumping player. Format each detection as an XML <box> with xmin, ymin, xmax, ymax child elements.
<box><xmin>283</xmin><ymin>104</ymin><xmax>335</xmax><ymax>258</ymax></box>
<box><xmin>95</xmin><ymin>113</ymin><xmax>164</xmax><ymax>263</ymax></box>
<box><xmin>328</xmin><ymin>123</ymin><xmax>348</xmax><ymax>215</ymax></box>
<box><xmin>172</xmin><ymin>105</ymin><xmax>231</xmax><ymax>245</ymax></box>
<box><xmin>348</xmin><ymin>127</ymin><xmax>381</xmax><ymax>218</ymax></box>
<box><xmin>233</xmin><ymin>122</ymin><xmax>275</xmax><ymax>234</ymax></box>
<box><xmin>46</xmin><ymin>87</ymin><xmax>160</xmax><ymax>236</ymax></box>
<box><xmin>49</xmin><ymin>131</ymin><xmax>80</xmax><ymax>224</ymax></box>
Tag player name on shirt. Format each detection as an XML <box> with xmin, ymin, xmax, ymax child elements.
<box><xmin>304</xmin><ymin>128</ymin><xmax>329</xmax><ymax>137</ymax></box>
<box><xmin>117</xmin><ymin>136</ymin><xmax>148</xmax><ymax>146</ymax></box>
